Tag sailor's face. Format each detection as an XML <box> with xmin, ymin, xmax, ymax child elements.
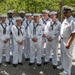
<box><xmin>43</xmin><ymin>12</ymin><xmax>48</xmax><ymax>17</ymax></box>
<box><xmin>16</xmin><ymin>20</ymin><xmax>21</xmax><ymax>25</ymax></box>
<box><xmin>19</xmin><ymin>13</ymin><xmax>25</xmax><ymax>18</ymax></box>
<box><xmin>50</xmin><ymin>14</ymin><xmax>56</xmax><ymax>20</ymax></box>
<box><xmin>1</xmin><ymin>17</ymin><xmax>6</xmax><ymax>22</ymax></box>
<box><xmin>8</xmin><ymin>13</ymin><xmax>13</xmax><ymax>18</ymax></box>
<box><xmin>26</xmin><ymin>16</ymin><xmax>31</xmax><ymax>20</ymax></box>
<box><xmin>34</xmin><ymin>16</ymin><xmax>39</xmax><ymax>22</ymax></box>
<box><xmin>63</xmin><ymin>10</ymin><xmax>71</xmax><ymax>18</ymax></box>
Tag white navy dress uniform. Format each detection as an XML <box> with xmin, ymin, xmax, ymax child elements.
<box><xmin>12</xmin><ymin>17</ymin><xmax>26</xmax><ymax>64</ymax></box>
<box><xmin>6</xmin><ymin>10</ymin><xmax>16</xmax><ymax>53</ymax></box>
<box><xmin>28</xmin><ymin>14</ymin><xmax>43</xmax><ymax>64</ymax></box>
<box><xmin>0</xmin><ymin>14</ymin><xmax>10</xmax><ymax>63</ymax></box>
<box><xmin>44</xmin><ymin>12</ymin><xmax>61</xmax><ymax>65</ymax></box>
<box><xmin>59</xmin><ymin>6</ymin><xmax>75</xmax><ymax>75</ymax></box>
<box><xmin>42</xmin><ymin>10</ymin><xmax>51</xmax><ymax>58</ymax></box>
<box><xmin>23</xmin><ymin>13</ymin><xmax>33</xmax><ymax>59</ymax></box>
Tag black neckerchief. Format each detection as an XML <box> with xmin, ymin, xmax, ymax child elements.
<box><xmin>21</xmin><ymin>18</ymin><xmax>25</xmax><ymax>25</ymax></box>
<box><xmin>33</xmin><ymin>22</ymin><xmax>39</xmax><ymax>35</ymax></box>
<box><xmin>50</xmin><ymin>21</ymin><xmax>57</xmax><ymax>30</ymax></box>
<box><xmin>25</xmin><ymin>20</ymin><xmax>31</xmax><ymax>30</ymax></box>
<box><xmin>8</xmin><ymin>18</ymin><xmax>14</xmax><ymax>25</ymax></box>
<box><xmin>0</xmin><ymin>23</ymin><xmax>7</xmax><ymax>34</ymax></box>
<box><xmin>42</xmin><ymin>18</ymin><xmax>49</xmax><ymax>25</ymax></box>
<box><xmin>16</xmin><ymin>26</ymin><xmax>23</xmax><ymax>36</ymax></box>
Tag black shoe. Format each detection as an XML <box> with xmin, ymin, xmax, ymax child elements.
<box><xmin>13</xmin><ymin>64</ymin><xmax>17</xmax><ymax>67</ymax></box>
<box><xmin>29</xmin><ymin>63</ymin><xmax>34</xmax><ymax>66</ymax></box>
<box><xmin>18</xmin><ymin>63</ymin><xmax>23</xmax><ymax>65</ymax></box>
<box><xmin>50</xmin><ymin>58</ymin><xmax>52</xmax><ymax>61</ymax></box>
<box><xmin>43</xmin><ymin>62</ymin><xmax>49</xmax><ymax>65</ymax></box>
<box><xmin>41</xmin><ymin>57</ymin><xmax>44</xmax><ymax>59</ymax></box>
<box><xmin>25</xmin><ymin>58</ymin><xmax>30</xmax><ymax>61</ymax></box>
<box><xmin>0</xmin><ymin>63</ymin><xmax>2</xmax><ymax>65</ymax></box>
<box><xmin>37</xmin><ymin>64</ymin><xmax>41</xmax><ymax>67</ymax></box>
<box><xmin>6</xmin><ymin>61</ymin><xmax>11</xmax><ymax>65</ymax></box>
<box><xmin>53</xmin><ymin>65</ymin><xmax>57</xmax><ymax>69</ymax></box>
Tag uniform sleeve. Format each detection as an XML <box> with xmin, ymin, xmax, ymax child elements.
<box><xmin>71</xmin><ymin>20</ymin><xmax>75</xmax><ymax>33</ymax></box>
<box><xmin>11</xmin><ymin>26</ymin><xmax>19</xmax><ymax>42</ymax></box>
<box><xmin>6</xmin><ymin>26</ymin><xmax>10</xmax><ymax>39</ymax></box>
<box><xmin>22</xmin><ymin>27</ymin><xmax>26</xmax><ymax>40</ymax></box>
<box><xmin>0</xmin><ymin>32</ymin><xmax>5</xmax><ymax>41</ymax></box>
<box><xmin>0</xmin><ymin>25</ymin><xmax>6</xmax><ymax>41</ymax></box>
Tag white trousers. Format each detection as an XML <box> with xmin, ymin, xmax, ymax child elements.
<box><xmin>41</xmin><ymin>37</ymin><xmax>46</xmax><ymax>57</ymax></box>
<box><xmin>10</xmin><ymin>35</ymin><xmax>14</xmax><ymax>54</ymax></box>
<box><xmin>13</xmin><ymin>42</ymin><xmax>23</xmax><ymax>64</ymax></box>
<box><xmin>45</xmin><ymin>38</ymin><xmax>58</xmax><ymax>65</ymax></box>
<box><xmin>42</xmin><ymin>37</ymin><xmax>52</xmax><ymax>58</ymax></box>
<box><xmin>0</xmin><ymin>41</ymin><xmax>10</xmax><ymax>63</ymax></box>
<box><xmin>24</xmin><ymin>38</ymin><xmax>30</xmax><ymax>59</ymax></box>
<box><xmin>30</xmin><ymin>39</ymin><xmax>42</xmax><ymax>64</ymax></box>
<box><xmin>61</xmin><ymin>38</ymin><xmax>74</xmax><ymax>75</ymax></box>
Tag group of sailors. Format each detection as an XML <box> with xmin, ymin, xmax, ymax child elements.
<box><xmin>0</xmin><ymin>5</ymin><xmax>75</xmax><ymax>75</ymax></box>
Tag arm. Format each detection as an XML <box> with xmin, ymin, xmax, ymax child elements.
<box><xmin>22</xmin><ymin>27</ymin><xmax>26</xmax><ymax>40</ymax></box>
<box><xmin>11</xmin><ymin>26</ymin><xmax>19</xmax><ymax>42</ymax></box>
<box><xmin>66</xmin><ymin>33</ymin><xmax>75</xmax><ymax>48</ymax></box>
<box><xmin>66</xmin><ymin>20</ymin><xmax>75</xmax><ymax>49</ymax></box>
<box><xmin>6</xmin><ymin>26</ymin><xmax>10</xmax><ymax>39</ymax></box>
<box><xmin>0</xmin><ymin>26</ymin><xmax>6</xmax><ymax>41</ymax></box>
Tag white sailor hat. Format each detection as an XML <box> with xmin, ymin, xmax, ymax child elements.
<box><xmin>25</xmin><ymin>13</ymin><xmax>32</xmax><ymax>16</ymax></box>
<box><xmin>19</xmin><ymin>11</ymin><xmax>25</xmax><ymax>14</ymax></box>
<box><xmin>15</xmin><ymin>17</ymin><xmax>22</xmax><ymax>21</ymax></box>
<box><xmin>33</xmin><ymin>13</ymin><xmax>40</xmax><ymax>17</ymax></box>
<box><xmin>7</xmin><ymin>10</ymin><xmax>14</xmax><ymax>13</ymax></box>
<box><xmin>40</xmin><ymin>14</ymin><xmax>43</xmax><ymax>16</ymax></box>
<box><xmin>62</xmin><ymin>6</ymin><xmax>73</xmax><ymax>12</ymax></box>
<box><xmin>0</xmin><ymin>14</ymin><xmax>7</xmax><ymax>18</ymax></box>
<box><xmin>49</xmin><ymin>11</ymin><xmax>57</xmax><ymax>15</ymax></box>
<box><xmin>42</xmin><ymin>10</ymin><xmax>49</xmax><ymax>13</ymax></box>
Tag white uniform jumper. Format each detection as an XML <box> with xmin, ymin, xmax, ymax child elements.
<box><xmin>28</xmin><ymin>22</ymin><xmax>43</xmax><ymax>64</ymax></box>
<box><xmin>60</xmin><ymin>16</ymin><xmax>75</xmax><ymax>75</ymax></box>
<box><xmin>0</xmin><ymin>23</ymin><xmax>10</xmax><ymax>63</ymax></box>
<box><xmin>44</xmin><ymin>20</ymin><xmax>61</xmax><ymax>65</ymax></box>
<box><xmin>12</xmin><ymin>25</ymin><xmax>25</xmax><ymax>64</ymax></box>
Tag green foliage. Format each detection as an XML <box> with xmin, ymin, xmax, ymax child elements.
<box><xmin>0</xmin><ymin>0</ymin><xmax>75</xmax><ymax>15</ymax></box>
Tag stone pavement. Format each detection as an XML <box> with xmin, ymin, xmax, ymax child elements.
<box><xmin>0</xmin><ymin>42</ymin><xmax>75</xmax><ymax>75</ymax></box>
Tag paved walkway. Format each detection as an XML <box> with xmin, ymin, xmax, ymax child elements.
<box><xmin>0</xmin><ymin>42</ymin><xmax>75</xmax><ymax>75</ymax></box>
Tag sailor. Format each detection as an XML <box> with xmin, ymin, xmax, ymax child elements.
<box><xmin>43</xmin><ymin>11</ymin><xmax>61</xmax><ymax>68</ymax></box>
<box><xmin>6</xmin><ymin>10</ymin><xmax>15</xmax><ymax>54</ymax></box>
<box><xmin>23</xmin><ymin>13</ymin><xmax>33</xmax><ymax>61</ymax></box>
<box><xmin>28</xmin><ymin>13</ymin><xmax>43</xmax><ymax>67</ymax></box>
<box><xmin>12</xmin><ymin>17</ymin><xmax>25</xmax><ymax>67</ymax></box>
<box><xmin>41</xmin><ymin>10</ymin><xmax>52</xmax><ymax>59</ymax></box>
<box><xmin>57</xmin><ymin>6</ymin><xmax>75</xmax><ymax>75</ymax></box>
<box><xmin>0</xmin><ymin>14</ymin><xmax>11</xmax><ymax>65</ymax></box>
